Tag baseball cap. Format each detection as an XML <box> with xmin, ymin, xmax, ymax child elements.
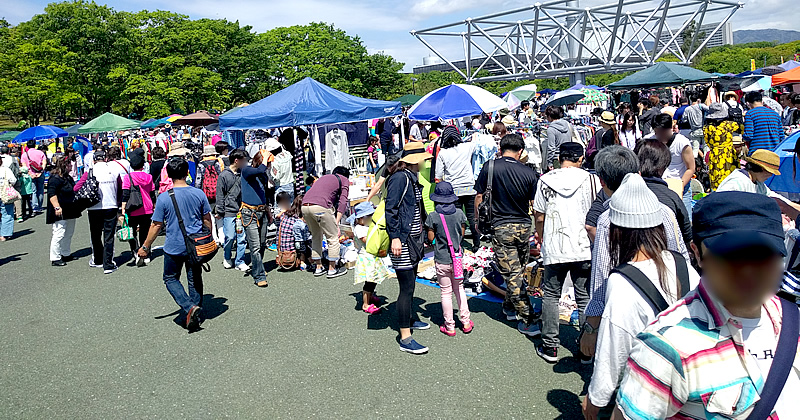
<box><xmin>693</xmin><ymin>191</ymin><xmax>786</xmax><ymax>257</ymax></box>
<box><xmin>559</xmin><ymin>142</ymin><xmax>584</xmax><ymax>159</ymax></box>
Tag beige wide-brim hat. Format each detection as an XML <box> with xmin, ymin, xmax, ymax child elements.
<box><xmin>399</xmin><ymin>142</ymin><xmax>433</xmax><ymax>165</ymax></box>
<box><xmin>745</xmin><ymin>149</ymin><xmax>781</xmax><ymax>176</ymax></box>
<box><xmin>202</xmin><ymin>145</ymin><xmax>218</xmax><ymax>157</ymax></box>
<box><xmin>168</xmin><ymin>142</ymin><xmax>190</xmax><ymax>157</ymax></box>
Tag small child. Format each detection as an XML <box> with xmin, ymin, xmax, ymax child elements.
<box><xmin>350</xmin><ymin>201</ymin><xmax>387</xmax><ymax>314</ymax></box>
<box><xmin>425</xmin><ymin>181</ymin><xmax>473</xmax><ymax>336</ymax></box>
<box><xmin>366</xmin><ymin>136</ymin><xmax>380</xmax><ymax>174</ymax></box>
<box><xmin>277</xmin><ymin>195</ymin><xmax>312</xmax><ymax>270</ymax></box>
<box><xmin>18</xmin><ymin>166</ymin><xmax>33</xmax><ymax>221</ymax></box>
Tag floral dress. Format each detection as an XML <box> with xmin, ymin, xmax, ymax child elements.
<box><xmin>705</xmin><ymin>120</ymin><xmax>741</xmax><ymax>190</ymax></box>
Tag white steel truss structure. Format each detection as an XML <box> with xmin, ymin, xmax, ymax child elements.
<box><xmin>411</xmin><ymin>0</ymin><xmax>743</xmax><ymax>83</ymax></box>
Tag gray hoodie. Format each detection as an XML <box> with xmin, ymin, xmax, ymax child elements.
<box><xmin>215</xmin><ymin>167</ymin><xmax>242</xmax><ymax>217</ymax></box>
<box><xmin>546</xmin><ymin>119</ymin><xmax>572</xmax><ymax>164</ymax></box>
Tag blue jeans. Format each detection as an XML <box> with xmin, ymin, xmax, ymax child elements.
<box><xmin>241</xmin><ymin>206</ymin><xmax>268</xmax><ymax>283</ymax></box>
<box><xmin>222</xmin><ymin>216</ymin><xmax>247</xmax><ymax>266</ymax></box>
<box><xmin>163</xmin><ymin>253</ymin><xmax>203</xmax><ymax>314</ymax></box>
<box><xmin>1</xmin><ymin>203</ymin><xmax>14</xmax><ymax>237</ymax></box>
<box><xmin>31</xmin><ymin>175</ymin><xmax>45</xmax><ymax>211</ymax></box>
<box><xmin>682</xmin><ymin>183</ymin><xmax>692</xmax><ymax>219</ymax></box>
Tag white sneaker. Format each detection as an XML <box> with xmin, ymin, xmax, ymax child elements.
<box><xmin>223</xmin><ymin>260</ymin><xmax>233</xmax><ymax>269</ymax></box>
<box><xmin>89</xmin><ymin>258</ymin><xmax>103</xmax><ymax>268</ymax></box>
<box><xmin>235</xmin><ymin>263</ymin><xmax>250</xmax><ymax>272</ymax></box>
<box><xmin>104</xmin><ymin>266</ymin><xmax>118</xmax><ymax>274</ymax></box>
<box><xmin>144</xmin><ymin>258</ymin><xmax>151</xmax><ymax>265</ymax></box>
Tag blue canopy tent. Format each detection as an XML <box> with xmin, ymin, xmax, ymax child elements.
<box><xmin>13</xmin><ymin>125</ymin><xmax>68</xmax><ymax>143</ymax></box>
<box><xmin>219</xmin><ymin>77</ymin><xmax>402</xmax><ymax>130</ymax></box>
<box><xmin>765</xmin><ymin>131</ymin><xmax>800</xmax><ymax>194</ymax></box>
<box><xmin>538</xmin><ymin>88</ymin><xmax>558</xmax><ymax>95</ymax></box>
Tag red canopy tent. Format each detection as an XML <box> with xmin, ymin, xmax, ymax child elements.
<box><xmin>772</xmin><ymin>66</ymin><xmax>800</xmax><ymax>86</ymax></box>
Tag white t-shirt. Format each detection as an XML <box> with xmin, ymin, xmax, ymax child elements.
<box><xmin>733</xmin><ymin>309</ymin><xmax>800</xmax><ymax>418</ymax></box>
<box><xmin>663</xmin><ymin>133</ymin><xmax>691</xmax><ymax>181</ymax></box>
<box><xmin>589</xmin><ymin>251</ymin><xmax>700</xmax><ymax>406</ymax></box>
<box><xmin>84</xmin><ymin>150</ymin><xmax>95</xmax><ymax>170</ymax></box>
<box><xmin>89</xmin><ymin>161</ymin><xmax>128</xmax><ymax>210</ymax></box>
<box><xmin>353</xmin><ymin>224</ymin><xmax>369</xmax><ymax>250</ymax></box>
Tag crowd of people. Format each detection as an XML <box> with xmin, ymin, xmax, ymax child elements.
<box><xmin>1</xmin><ymin>81</ymin><xmax>799</xmax><ymax>419</ymax></box>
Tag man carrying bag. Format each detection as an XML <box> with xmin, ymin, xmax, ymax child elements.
<box><xmin>139</xmin><ymin>157</ymin><xmax>213</xmax><ymax>332</ymax></box>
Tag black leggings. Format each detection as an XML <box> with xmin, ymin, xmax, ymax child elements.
<box><xmin>363</xmin><ymin>281</ymin><xmax>377</xmax><ymax>293</ymax></box>
<box><xmin>127</xmin><ymin>213</ymin><xmax>152</xmax><ymax>255</ymax></box>
<box><xmin>396</xmin><ymin>268</ymin><xmax>417</xmax><ymax>329</ymax></box>
<box><xmin>457</xmin><ymin>194</ymin><xmax>479</xmax><ymax>248</ymax></box>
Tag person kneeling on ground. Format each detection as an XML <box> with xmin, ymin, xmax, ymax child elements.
<box><xmin>139</xmin><ymin>157</ymin><xmax>213</xmax><ymax>331</ymax></box>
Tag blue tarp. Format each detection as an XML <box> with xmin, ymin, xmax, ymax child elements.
<box><xmin>765</xmin><ymin>131</ymin><xmax>800</xmax><ymax>194</ymax></box>
<box><xmin>219</xmin><ymin>77</ymin><xmax>402</xmax><ymax>130</ymax></box>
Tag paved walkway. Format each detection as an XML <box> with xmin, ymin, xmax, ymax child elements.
<box><xmin>0</xmin><ymin>215</ymin><xmax>588</xmax><ymax>418</ymax></box>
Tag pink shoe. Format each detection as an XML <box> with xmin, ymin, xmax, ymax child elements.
<box><xmin>462</xmin><ymin>320</ymin><xmax>474</xmax><ymax>334</ymax></box>
<box><xmin>439</xmin><ymin>325</ymin><xmax>456</xmax><ymax>337</ymax></box>
<box><xmin>363</xmin><ymin>304</ymin><xmax>381</xmax><ymax>315</ymax></box>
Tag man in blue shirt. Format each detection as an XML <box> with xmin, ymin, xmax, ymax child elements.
<box><xmin>744</xmin><ymin>91</ymin><xmax>785</xmax><ymax>153</ymax></box>
<box><xmin>139</xmin><ymin>157</ymin><xmax>212</xmax><ymax>331</ymax></box>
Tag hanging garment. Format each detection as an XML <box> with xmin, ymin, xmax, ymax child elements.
<box><xmin>294</xmin><ymin>129</ymin><xmax>306</xmax><ymax>197</ymax></box>
<box><xmin>324</xmin><ymin>128</ymin><xmax>349</xmax><ymax>171</ymax></box>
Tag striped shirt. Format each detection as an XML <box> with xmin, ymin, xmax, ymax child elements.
<box><xmin>744</xmin><ymin>106</ymin><xmax>784</xmax><ymax>153</ymax></box>
<box><xmin>616</xmin><ymin>282</ymin><xmax>800</xmax><ymax>419</ymax></box>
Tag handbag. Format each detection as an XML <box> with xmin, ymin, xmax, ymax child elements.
<box><xmin>25</xmin><ymin>149</ymin><xmax>43</xmax><ymax>173</ymax></box>
<box><xmin>477</xmin><ymin>159</ymin><xmax>495</xmax><ymax>236</ymax></box>
<box><xmin>116</xmin><ymin>214</ymin><xmax>134</xmax><ymax>242</ymax></box>
<box><xmin>0</xmin><ymin>168</ymin><xmax>21</xmax><ymax>204</ymax></box>
<box><xmin>75</xmin><ymin>169</ymin><xmax>101</xmax><ymax>208</ymax></box>
<box><xmin>125</xmin><ymin>171</ymin><xmax>144</xmax><ymax>212</ymax></box>
<box><xmin>365</xmin><ymin>174</ymin><xmax>410</xmax><ymax>257</ymax></box>
<box><xmin>275</xmin><ymin>219</ymin><xmax>300</xmax><ymax>270</ymax></box>
<box><xmin>440</xmin><ymin>213</ymin><xmax>464</xmax><ymax>281</ymax></box>
<box><xmin>168</xmin><ymin>189</ymin><xmax>218</xmax><ymax>270</ymax></box>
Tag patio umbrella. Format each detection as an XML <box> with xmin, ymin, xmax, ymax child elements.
<box><xmin>172</xmin><ymin>110</ymin><xmax>219</xmax><ymax>126</ymax></box>
<box><xmin>13</xmin><ymin>125</ymin><xmax>68</xmax><ymax>143</ymax></box>
<box><xmin>577</xmin><ymin>88</ymin><xmax>608</xmax><ymax>104</ymax></box>
<box><xmin>0</xmin><ymin>131</ymin><xmax>21</xmax><ymax>141</ymax></box>
<box><xmin>779</xmin><ymin>60</ymin><xmax>800</xmax><ymax>71</ymax></box>
<box><xmin>166</xmin><ymin>114</ymin><xmax>183</xmax><ymax>122</ymax></box>
<box><xmin>393</xmin><ymin>94</ymin><xmax>423</xmax><ymax>107</ymax></box>
<box><xmin>538</xmin><ymin>89</ymin><xmax>558</xmax><ymax>95</ymax></box>
<box><xmin>761</xmin><ymin>66</ymin><xmax>786</xmax><ymax>76</ymax></box>
<box><xmin>408</xmin><ymin>84</ymin><xmax>507</xmax><ymax>121</ymax></box>
<box><xmin>65</xmin><ymin>124</ymin><xmax>83</xmax><ymax>136</ymax></box>
<box><xmin>79</xmin><ymin>112</ymin><xmax>141</xmax><ymax>134</ymax></box>
<box><xmin>204</xmin><ymin>123</ymin><xmax>220</xmax><ymax>131</ymax></box>
<box><xmin>545</xmin><ymin>90</ymin><xmax>585</xmax><ymax>107</ymax></box>
<box><xmin>504</xmin><ymin>84</ymin><xmax>538</xmax><ymax>110</ymax></box>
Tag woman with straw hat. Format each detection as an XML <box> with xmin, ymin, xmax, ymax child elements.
<box><xmin>386</xmin><ymin>142</ymin><xmax>433</xmax><ymax>354</ymax></box>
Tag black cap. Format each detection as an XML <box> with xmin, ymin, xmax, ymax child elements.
<box><xmin>129</xmin><ymin>153</ymin><xmax>145</xmax><ymax>169</ymax></box>
<box><xmin>693</xmin><ymin>191</ymin><xmax>786</xmax><ymax>257</ymax></box>
<box><xmin>560</xmin><ymin>142</ymin><xmax>584</xmax><ymax>158</ymax></box>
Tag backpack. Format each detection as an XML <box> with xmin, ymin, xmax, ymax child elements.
<box><xmin>365</xmin><ymin>174</ymin><xmax>410</xmax><ymax>257</ymax></box>
<box><xmin>477</xmin><ymin>159</ymin><xmax>495</xmax><ymax>236</ymax></box>
<box><xmin>200</xmin><ymin>160</ymin><xmax>219</xmax><ymax>201</ymax></box>
<box><xmin>726</xmin><ymin>102</ymin><xmax>744</xmax><ymax>125</ymax></box>
<box><xmin>610</xmin><ymin>250</ymin><xmax>690</xmax><ymax>316</ymax></box>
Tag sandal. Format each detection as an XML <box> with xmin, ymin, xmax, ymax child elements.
<box><xmin>256</xmin><ymin>280</ymin><xmax>268</xmax><ymax>287</ymax></box>
<box><xmin>462</xmin><ymin>320</ymin><xmax>474</xmax><ymax>334</ymax></box>
<box><xmin>439</xmin><ymin>325</ymin><xmax>456</xmax><ymax>337</ymax></box>
<box><xmin>363</xmin><ymin>304</ymin><xmax>381</xmax><ymax>315</ymax></box>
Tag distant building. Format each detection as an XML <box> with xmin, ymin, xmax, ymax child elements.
<box><xmin>659</xmin><ymin>22</ymin><xmax>733</xmax><ymax>51</ymax></box>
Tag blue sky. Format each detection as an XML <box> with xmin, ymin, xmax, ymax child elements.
<box><xmin>2</xmin><ymin>0</ymin><xmax>796</xmax><ymax>72</ymax></box>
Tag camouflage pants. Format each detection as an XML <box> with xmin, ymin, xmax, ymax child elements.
<box><xmin>493</xmin><ymin>223</ymin><xmax>534</xmax><ymax>323</ymax></box>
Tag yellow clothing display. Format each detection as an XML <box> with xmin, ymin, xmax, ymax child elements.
<box><xmin>705</xmin><ymin>120</ymin><xmax>741</xmax><ymax>190</ymax></box>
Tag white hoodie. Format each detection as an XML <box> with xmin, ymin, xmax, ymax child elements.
<box><xmin>533</xmin><ymin>166</ymin><xmax>600</xmax><ymax>265</ymax></box>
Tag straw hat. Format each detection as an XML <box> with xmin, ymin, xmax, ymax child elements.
<box><xmin>202</xmin><ymin>145</ymin><xmax>218</xmax><ymax>157</ymax></box>
<box><xmin>182</xmin><ymin>133</ymin><xmax>191</xmax><ymax>140</ymax></box>
<box><xmin>745</xmin><ymin>149</ymin><xmax>781</xmax><ymax>176</ymax></box>
<box><xmin>599</xmin><ymin>111</ymin><xmax>616</xmax><ymax>125</ymax></box>
<box><xmin>501</xmin><ymin>115</ymin><xmax>517</xmax><ymax>126</ymax></box>
<box><xmin>732</xmin><ymin>135</ymin><xmax>745</xmax><ymax>146</ymax></box>
<box><xmin>399</xmin><ymin>141</ymin><xmax>433</xmax><ymax>164</ymax></box>
<box><xmin>167</xmin><ymin>142</ymin><xmax>190</xmax><ymax>157</ymax></box>
<box><xmin>724</xmin><ymin>91</ymin><xmax>739</xmax><ymax>101</ymax></box>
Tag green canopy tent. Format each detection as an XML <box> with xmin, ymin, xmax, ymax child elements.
<box><xmin>607</xmin><ymin>62</ymin><xmax>716</xmax><ymax>90</ymax></box>
<box><xmin>78</xmin><ymin>112</ymin><xmax>141</xmax><ymax>134</ymax></box>
<box><xmin>0</xmin><ymin>131</ymin><xmax>21</xmax><ymax>141</ymax></box>
<box><xmin>393</xmin><ymin>94</ymin><xmax>423</xmax><ymax>107</ymax></box>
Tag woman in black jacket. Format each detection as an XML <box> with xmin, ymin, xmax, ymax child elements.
<box><xmin>385</xmin><ymin>142</ymin><xmax>432</xmax><ymax>354</ymax></box>
<box><xmin>47</xmin><ymin>156</ymin><xmax>83</xmax><ymax>266</ymax></box>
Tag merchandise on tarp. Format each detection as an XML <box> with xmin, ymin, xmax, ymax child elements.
<box><xmin>780</xmin><ymin>60</ymin><xmax>800</xmax><ymax>71</ymax></box>
<box><xmin>219</xmin><ymin>77</ymin><xmax>402</xmax><ymax>130</ymax></box>
<box><xmin>545</xmin><ymin>90</ymin><xmax>585</xmax><ymax>107</ymax></box>
<box><xmin>504</xmin><ymin>84</ymin><xmax>538</xmax><ymax>110</ymax></box>
<box><xmin>13</xmin><ymin>125</ymin><xmax>68</xmax><ymax>143</ymax></box>
<box><xmin>408</xmin><ymin>83</ymin><xmax>506</xmax><ymax>121</ymax></box>
<box><xmin>393</xmin><ymin>94</ymin><xmax>423</xmax><ymax>107</ymax></box>
<box><xmin>773</xmin><ymin>66</ymin><xmax>800</xmax><ymax>86</ymax></box>
<box><xmin>607</xmin><ymin>62</ymin><xmax>715</xmax><ymax>90</ymax></box>
<box><xmin>765</xmin><ymin>131</ymin><xmax>800</xmax><ymax>194</ymax></box>
<box><xmin>79</xmin><ymin>112</ymin><xmax>140</xmax><ymax>134</ymax></box>
<box><xmin>172</xmin><ymin>110</ymin><xmax>218</xmax><ymax>127</ymax></box>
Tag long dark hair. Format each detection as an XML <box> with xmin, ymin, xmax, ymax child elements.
<box><xmin>609</xmin><ymin>224</ymin><xmax>681</xmax><ymax>298</ymax></box>
<box><xmin>387</xmin><ymin>159</ymin><xmax>408</xmax><ymax>176</ymax></box>
<box><xmin>621</xmin><ymin>111</ymin><xmax>637</xmax><ymax>133</ymax></box>
<box><xmin>50</xmin><ymin>155</ymin><xmax>70</xmax><ymax>178</ymax></box>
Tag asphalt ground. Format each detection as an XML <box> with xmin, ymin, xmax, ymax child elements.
<box><xmin>0</xmin><ymin>214</ymin><xmax>589</xmax><ymax>419</ymax></box>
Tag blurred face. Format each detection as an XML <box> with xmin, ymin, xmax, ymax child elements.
<box><xmin>358</xmin><ymin>214</ymin><xmax>373</xmax><ymax>227</ymax></box>
<box><xmin>654</xmin><ymin>127</ymin><xmax>673</xmax><ymax>143</ymax></box>
<box><xmin>699</xmin><ymin>243</ymin><xmax>783</xmax><ymax>310</ymax></box>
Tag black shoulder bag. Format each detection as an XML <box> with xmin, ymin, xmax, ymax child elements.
<box><xmin>125</xmin><ymin>172</ymin><xmax>144</xmax><ymax>212</ymax></box>
<box><xmin>611</xmin><ymin>251</ymin><xmax>690</xmax><ymax>316</ymax></box>
<box><xmin>168</xmin><ymin>189</ymin><xmax>218</xmax><ymax>271</ymax></box>
<box><xmin>477</xmin><ymin>159</ymin><xmax>495</xmax><ymax>236</ymax></box>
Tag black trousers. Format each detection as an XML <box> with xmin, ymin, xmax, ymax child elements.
<box><xmin>396</xmin><ymin>267</ymin><xmax>418</xmax><ymax>329</ymax></box>
<box><xmin>457</xmin><ymin>194</ymin><xmax>480</xmax><ymax>248</ymax></box>
<box><xmin>88</xmin><ymin>208</ymin><xmax>118</xmax><ymax>270</ymax></box>
<box><xmin>127</xmin><ymin>213</ymin><xmax>152</xmax><ymax>255</ymax></box>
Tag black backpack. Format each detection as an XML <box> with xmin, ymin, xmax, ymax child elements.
<box><xmin>610</xmin><ymin>251</ymin><xmax>690</xmax><ymax>316</ymax></box>
<box><xmin>726</xmin><ymin>102</ymin><xmax>744</xmax><ymax>125</ymax></box>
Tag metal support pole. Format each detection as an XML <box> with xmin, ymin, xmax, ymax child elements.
<box><xmin>651</xmin><ymin>0</ymin><xmax>671</xmax><ymax>61</ymax></box>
